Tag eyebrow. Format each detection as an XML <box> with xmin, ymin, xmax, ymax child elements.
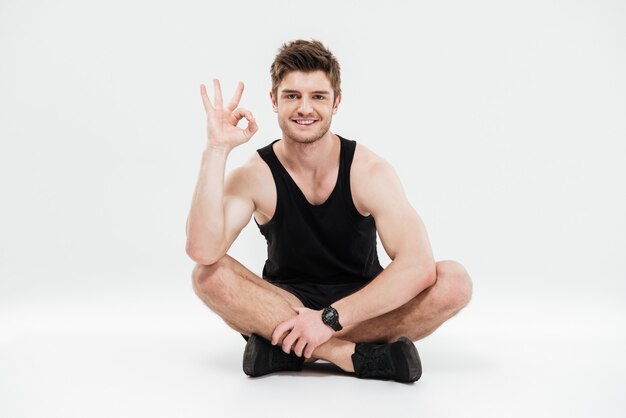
<box><xmin>281</xmin><ymin>89</ymin><xmax>331</xmax><ymax>95</ymax></box>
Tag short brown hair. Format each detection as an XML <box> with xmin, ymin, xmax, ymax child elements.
<box><xmin>270</xmin><ymin>39</ymin><xmax>341</xmax><ymax>100</ymax></box>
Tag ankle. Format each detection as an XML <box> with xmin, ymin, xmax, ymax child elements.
<box><xmin>313</xmin><ymin>339</ymin><xmax>356</xmax><ymax>373</ymax></box>
<box><xmin>334</xmin><ymin>342</ymin><xmax>356</xmax><ymax>373</ymax></box>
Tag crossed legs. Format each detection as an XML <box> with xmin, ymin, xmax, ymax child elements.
<box><xmin>192</xmin><ymin>255</ymin><xmax>472</xmax><ymax>372</ymax></box>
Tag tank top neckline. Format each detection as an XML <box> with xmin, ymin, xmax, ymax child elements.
<box><xmin>268</xmin><ymin>135</ymin><xmax>345</xmax><ymax>209</ymax></box>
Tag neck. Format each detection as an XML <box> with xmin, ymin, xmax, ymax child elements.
<box><xmin>277</xmin><ymin>131</ymin><xmax>338</xmax><ymax>175</ymax></box>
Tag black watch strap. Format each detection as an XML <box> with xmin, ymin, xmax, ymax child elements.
<box><xmin>322</xmin><ymin>306</ymin><xmax>343</xmax><ymax>331</ymax></box>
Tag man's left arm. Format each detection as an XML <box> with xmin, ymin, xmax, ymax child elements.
<box><xmin>332</xmin><ymin>159</ymin><xmax>436</xmax><ymax>328</ymax></box>
<box><xmin>272</xmin><ymin>159</ymin><xmax>436</xmax><ymax>357</ymax></box>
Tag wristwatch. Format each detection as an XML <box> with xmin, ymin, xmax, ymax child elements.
<box><xmin>321</xmin><ymin>306</ymin><xmax>343</xmax><ymax>331</ymax></box>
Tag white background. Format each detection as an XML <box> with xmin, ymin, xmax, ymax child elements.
<box><xmin>1</xmin><ymin>0</ymin><xmax>625</xmax><ymax>417</ymax></box>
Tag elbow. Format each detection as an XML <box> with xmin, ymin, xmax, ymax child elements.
<box><xmin>422</xmin><ymin>266</ymin><xmax>437</xmax><ymax>289</ymax></box>
<box><xmin>411</xmin><ymin>265</ymin><xmax>437</xmax><ymax>296</ymax></box>
<box><xmin>185</xmin><ymin>241</ymin><xmax>225</xmax><ymax>266</ymax></box>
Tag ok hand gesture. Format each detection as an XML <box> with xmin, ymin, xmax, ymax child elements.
<box><xmin>200</xmin><ymin>79</ymin><xmax>258</xmax><ymax>151</ymax></box>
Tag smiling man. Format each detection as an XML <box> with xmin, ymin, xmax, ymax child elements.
<box><xmin>186</xmin><ymin>40</ymin><xmax>472</xmax><ymax>382</ymax></box>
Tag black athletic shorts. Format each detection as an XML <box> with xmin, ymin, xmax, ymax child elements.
<box><xmin>264</xmin><ymin>277</ymin><xmax>375</xmax><ymax>311</ymax></box>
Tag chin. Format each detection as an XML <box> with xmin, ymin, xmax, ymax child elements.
<box><xmin>290</xmin><ymin>134</ymin><xmax>323</xmax><ymax>144</ymax></box>
<box><xmin>280</xmin><ymin>121</ymin><xmax>330</xmax><ymax>144</ymax></box>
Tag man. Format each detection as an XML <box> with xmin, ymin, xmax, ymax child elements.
<box><xmin>186</xmin><ymin>40</ymin><xmax>472</xmax><ymax>383</ymax></box>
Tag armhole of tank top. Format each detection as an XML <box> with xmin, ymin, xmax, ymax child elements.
<box><xmin>254</xmin><ymin>144</ymin><xmax>283</xmax><ymax>229</ymax></box>
<box><xmin>341</xmin><ymin>138</ymin><xmax>374</xmax><ymax>221</ymax></box>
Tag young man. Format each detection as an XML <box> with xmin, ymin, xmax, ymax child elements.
<box><xmin>186</xmin><ymin>40</ymin><xmax>472</xmax><ymax>383</ymax></box>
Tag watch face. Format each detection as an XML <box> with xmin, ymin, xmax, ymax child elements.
<box><xmin>324</xmin><ymin>311</ymin><xmax>335</xmax><ymax>322</ymax></box>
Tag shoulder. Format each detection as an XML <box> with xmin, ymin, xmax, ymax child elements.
<box><xmin>352</xmin><ymin>141</ymin><xmax>401</xmax><ymax>190</ymax></box>
<box><xmin>224</xmin><ymin>147</ymin><xmax>274</xmax><ymax>206</ymax></box>
<box><xmin>226</xmin><ymin>149</ymin><xmax>271</xmax><ymax>189</ymax></box>
<box><xmin>350</xmin><ymin>141</ymin><xmax>406</xmax><ymax>215</ymax></box>
<box><xmin>351</xmin><ymin>141</ymin><xmax>391</xmax><ymax>176</ymax></box>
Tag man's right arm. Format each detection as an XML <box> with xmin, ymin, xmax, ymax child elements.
<box><xmin>185</xmin><ymin>79</ymin><xmax>258</xmax><ymax>265</ymax></box>
<box><xmin>185</xmin><ymin>146</ymin><xmax>254</xmax><ymax>265</ymax></box>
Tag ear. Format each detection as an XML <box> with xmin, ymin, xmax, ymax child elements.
<box><xmin>332</xmin><ymin>93</ymin><xmax>342</xmax><ymax>115</ymax></box>
<box><xmin>270</xmin><ymin>91</ymin><xmax>278</xmax><ymax>113</ymax></box>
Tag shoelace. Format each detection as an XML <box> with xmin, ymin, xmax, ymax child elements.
<box><xmin>360</xmin><ymin>347</ymin><xmax>394</xmax><ymax>375</ymax></box>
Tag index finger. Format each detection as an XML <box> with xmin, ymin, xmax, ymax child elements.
<box><xmin>200</xmin><ymin>84</ymin><xmax>213</xmax><ymax>112</ymax></box>
<box><xmin>226</xmin><ymin>81</ymin><xmax>244</xmax><ymax>111</ymax></box>
<box><xmin>271</xmin><ymin>318</ymin><xmax>294</xmax><ymax>345</ymax></box>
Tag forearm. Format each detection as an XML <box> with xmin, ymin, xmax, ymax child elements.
<box><xmin>185</xmin><ymin>145</ymin><xmax>231</xmax><ymax>263</ymax></box>
<box><xmin>333</xmin><ymin>258</ymin><xmax>436</xmax><ymax>328</ymax></box>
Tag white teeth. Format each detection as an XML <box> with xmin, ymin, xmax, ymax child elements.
<box><xmin>295</xmin><ymin>120</ymin><xmax>315</xmax><ymax>125</ymax></box>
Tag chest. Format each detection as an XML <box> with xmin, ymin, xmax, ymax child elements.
<box><xmin>288</xmin><ymin>167</ymin><xmax>339</xmax><ymax>206</ymax></box>
<box><xmin>254</xmin><ymin>170</ymin><xmax>338</xmax><ymax>225</ymax></box>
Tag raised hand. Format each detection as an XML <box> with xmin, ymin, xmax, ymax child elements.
<box><xmin>200</xmin><ymin>79</ymin><xmax>258</xmax><ymax>151</ymax></box>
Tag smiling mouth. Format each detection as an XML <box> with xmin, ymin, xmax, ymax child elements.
<box><xmin>293</xmin><ymin>119</ymin><xmax>317</xmax><ymax>126</ymax></box>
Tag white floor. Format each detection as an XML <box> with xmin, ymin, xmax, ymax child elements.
<box><xmin>1</xmin><ymin>278</ymin><xmax>625</xmax><ymax>418</ymax></box>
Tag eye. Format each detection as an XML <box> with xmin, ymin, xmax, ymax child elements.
<box><xmin>313</xmin><ymin>95</ymin><xmax>325</xmax><ymax>100</ymax></box>
<box><xmin>286</xmin><ymin>94</ymin><xmax>298</xmax><ymax>100</ymax></box>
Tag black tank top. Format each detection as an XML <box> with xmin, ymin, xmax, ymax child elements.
<box><xmin>254</xmin><ymin>134</ymin><xmax>384</xmax><ymax>292</ymax></box>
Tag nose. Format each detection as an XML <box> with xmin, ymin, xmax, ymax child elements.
<box><xmin>297</xmin><ymin>97</ymin><xmax>313</xmax><ymax>115</ymax></box>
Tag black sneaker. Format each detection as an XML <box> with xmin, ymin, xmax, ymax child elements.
<box><xmin>351</xmin><ymin>336</ymin><xmax>422</xmax><ymax>383</ymax></box>
<box><xmin>242</xmin><ymin>334</ymin><xmax>304</xmax><ymax>377</ymax></box>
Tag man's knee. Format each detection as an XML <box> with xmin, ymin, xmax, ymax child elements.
<box><xmin>191</xmin><ymin>255</ymin><xmax>234</xmax><ymax>305</ymax></box>
<box><xmin>435</xmin><ymin>260</ymin><xmax>473</xmax><ymax>313</ymax></box>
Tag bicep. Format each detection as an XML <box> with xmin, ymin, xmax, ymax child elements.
<box><xmin>223</xmin><ymin>194</ymin><xmax>254</xmax><ymax>244</ymax></box>
<box><xmin>222</xmin><ymin>167</ymin><xmax>255</xmax><ymax>249</ymax></box>
<box><xmin>364</xmin><ymin>162</ymin><xmax>434</xmax><ymax>269</ymax></box>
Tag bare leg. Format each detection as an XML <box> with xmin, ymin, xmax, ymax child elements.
<box><xmin>192</xmin><ymin>255</ymin><xmax>355</xmax><ymax>370</ymax></box>
<box><xmin>312</xmin><ymin>260</ymin><xmax>473</xmax><ymax>372</ymax></box>
<box><xmin>192</xmin><ymin>256</ymin><xmax>472</xmax><ymax>372</ymax></box>
<box><xmin>192</xmin><ymin>254</ymin><xmax>304</xmax><ymax>338</ymax></box>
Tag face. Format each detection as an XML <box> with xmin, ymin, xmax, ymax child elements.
<box><xmin>271</xmin><ymin>70</ymin><xmax>341</xmax><ymax>144</ymax></box>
